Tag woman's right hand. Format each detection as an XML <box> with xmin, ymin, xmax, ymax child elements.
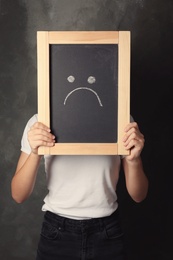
<box><xmin>27</xmin><ymin>122</ymin><xmax>55</xmax><ymax>154</ymax></box>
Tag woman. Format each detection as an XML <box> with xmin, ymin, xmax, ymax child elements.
<box><xmin>11</xmin><ymin>114</ymin><xmax>148</xmax><ymax>260</ymax></box>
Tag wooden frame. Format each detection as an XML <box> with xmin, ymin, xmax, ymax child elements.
<box><xmin>37</xmin><ymin>31</ymin><xmax>130</xmax><ymax>155</ymax></box>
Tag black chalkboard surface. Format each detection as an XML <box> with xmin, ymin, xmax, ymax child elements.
<box><xmin>50</xmin><ymin>44</ymin><xmax>118</xmax><ymax>143</ymax></box>
<box><xmin>37</xmin><ymin>31</ymin><xmax>130</xmax><ymax>155</ymax></box>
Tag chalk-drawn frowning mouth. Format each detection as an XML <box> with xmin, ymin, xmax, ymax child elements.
<box><xmin>64</xmin><ymin>87</ymin><xmax>103</xmax><ymax>106</ymax></box>
<box><xmin>64</xmin><ymin>75</ymin><xmax>103</xmax><ymax>107</ymax></box>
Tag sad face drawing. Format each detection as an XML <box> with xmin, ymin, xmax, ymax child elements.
<box><xmin>50</xmin><ymin>44</ymin><xmax>118</xmax><ymax>143</ymax></box>
<box><xmin>64</xmin><ymin>75</ymin><xmax>103</xmax><ymax>107</ymax></box>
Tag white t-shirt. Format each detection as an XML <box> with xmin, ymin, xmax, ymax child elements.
<box><xmin>21</xmin><ymin>114</ymin><xmax>123</xmax><ymax>219</ymax></box>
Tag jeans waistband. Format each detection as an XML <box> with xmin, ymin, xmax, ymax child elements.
<box><xmin>44</xmin><ymin>210</ymin><xmax>119</xmax><ymax>234</ymax></box>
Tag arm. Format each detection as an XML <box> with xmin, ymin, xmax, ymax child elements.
<box><xmin>122</xmin><ymin>122</ymin><xmax>149</xmax><ymax>203</ymax></box>
<box><xmin>11</xmin><ymin>122</ymin><xmax>55</xmax><ymax>203</ymax></box>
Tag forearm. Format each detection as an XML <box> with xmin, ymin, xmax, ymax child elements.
<box><xmin>11</xmin><ymin>153</ymin><xmax>42</xmax><ymax>203</ymax></box>
<box><xmin>122</xmin><ymin>156</ymin><xmax>148</xmax><ymax>202</ymax></box>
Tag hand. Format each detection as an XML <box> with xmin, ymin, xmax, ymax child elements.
<box><xmin>123</xmin><ymin>122</ymin><xmax>144</xmax><ymax>161</ymax></box>
<box><xmin>27</xmin><ymin>122</ymin><xmax>55</xmax><ymax>154</ymax></box>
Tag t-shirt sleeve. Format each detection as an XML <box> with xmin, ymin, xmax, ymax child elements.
<box><xmin>130</xmin><ymin>115</ymin><xmax>134</xmax><ymax>123</ymax></box>
<box><xmin>21</xmin><ymin>114</ymin><xmax>38</xmax><ymax>154</ymax></box>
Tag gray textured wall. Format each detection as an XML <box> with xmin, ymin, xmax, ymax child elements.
<box><xmin>0</xmin><ymin>0</ymin><xmax>173</xmax><ymax>259</ymax></box>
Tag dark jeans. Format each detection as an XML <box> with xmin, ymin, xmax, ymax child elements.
<box><xmin>36</xmin><ymin>210</ymin><xmax>126</xmax><ymax>260</ymax></box>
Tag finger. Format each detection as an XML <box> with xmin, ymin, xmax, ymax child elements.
<box><xmin>28</xmin><ymin>128</ymin><xmax>55</xmax><ymax>139</ymax></box>
<box><xmin>124</xmin><ymin>139</ymin><xmax>144</xmax><ymax>155</ymax></box>
<box><xmin>123</xmin><ymin>132</ymin><xmax>144</xmax><ymax>145</ymax></box>
<box><xmin>31</xmin><ymin>140</ymin><xmax>55</xmax><ymax>149</ymax></box>
<box><xmin>30</xmin><ymin>133</ymin><xmax>55</xmax><ymax>142</ymax></box>
<box><xmin>124</xmin><ymin>139</ymin><xmax>138</xmax><ymax>149</ymax></box>
<box><xmin>123</xmin><ymin>126</ymin><xmax>138</xmax><ymax>142</ymax></box>
<box><xmin>123</xmin><ymin>128</ymin><xmax>144</xmax><ymax>143</ymax></box>
<box><xmin>124</xmin><ymin>122</ymin><xmax>139</xmax><ymax>133</ymax></box>
<box><xmin>30</xmin><ymin>122</ymin><xmax>51</xmax><ymax>132</ymax></box>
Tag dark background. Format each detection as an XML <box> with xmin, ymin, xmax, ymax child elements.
<box><xmin>0</xmin><ymin>0</ymin><xmax>173</xmax><ymax>259</ymax></box>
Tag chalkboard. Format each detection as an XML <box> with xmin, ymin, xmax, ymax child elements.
<box><xmin>50</xmin><ymin>44</ymin><xmax>118</xmax><ymax>143</ymax></box>
<box><xmin>37</xmin><ymin>31</ymin><xmax>130</xmax><ymax>155</ymax></box>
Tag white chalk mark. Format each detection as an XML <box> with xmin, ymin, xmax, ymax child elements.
<box><xmin>88</xmin><ymin>76</ymin><xmax>96</xmax><ymax>84</ymax></box>
<box><xmin>67</xmin><ymin>75</ymin><xmax>75</xmax><ymax>83</ymax></box>
<box><xmin>64</xmin><ymin>87</ymin><xmax>103</xmax><ymax>107</ymax></box>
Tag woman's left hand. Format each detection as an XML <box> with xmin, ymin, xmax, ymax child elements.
<box><xmin>123</xmin><ymin>122</ymin><xmax>145</xmax><ymax>161</ymax></box>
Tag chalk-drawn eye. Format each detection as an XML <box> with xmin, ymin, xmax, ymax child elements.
<box><xmin>87</xmin><ymin>76</ymin><xmax>96</xmax><ymax>84</ymax></box>
<box><xmin>67</xmin><ymin>75</ymin><xmax>75</xmax><ymax>83</ymax></box>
